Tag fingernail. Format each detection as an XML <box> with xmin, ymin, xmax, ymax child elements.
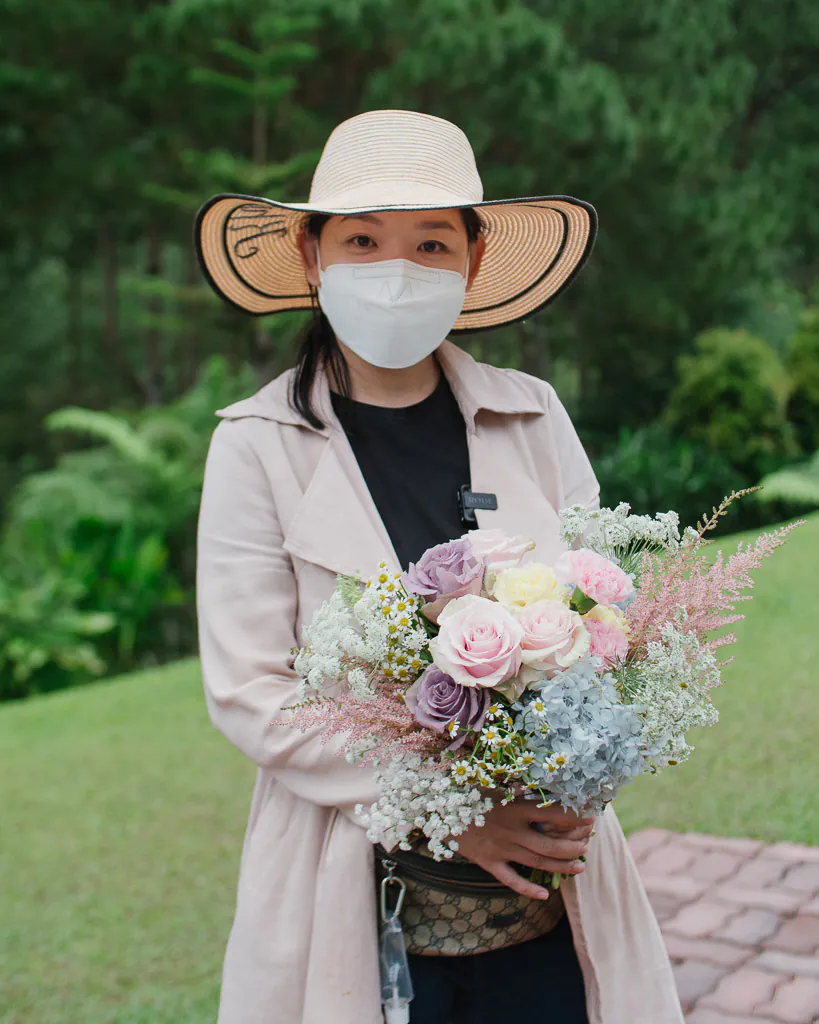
<box><xmin>537</xmin><ymin>891</ymin><xmax>550</xmax><ymax>900</ymax></box>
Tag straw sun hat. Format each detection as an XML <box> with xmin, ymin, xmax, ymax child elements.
<box><xmin>195</xmin><ymin>109</ymin><xmax>597</xmax><ymax>332</ymax></box>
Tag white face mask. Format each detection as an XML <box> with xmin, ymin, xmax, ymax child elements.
<box><xmin>316</xmin><ymin>246</ymin><xmax>468</xmax><ymax>369</ymax></box>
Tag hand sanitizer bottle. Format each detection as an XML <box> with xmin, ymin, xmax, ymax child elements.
<box><xmin>379</xmin><ymin>859</ymin><xmax>414</xmax><ymax>1024</ymax></box>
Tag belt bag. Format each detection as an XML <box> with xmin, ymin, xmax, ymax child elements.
<box><xmin>374</xmin><ymin>844</ymin><xmax>565</xmax><ymax>957</ymax></box>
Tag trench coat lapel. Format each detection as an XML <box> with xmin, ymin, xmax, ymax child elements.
<box><xmin>217</xmin><ymin>350</ymin><xmax>405</xmax><ymax>580</ymax></box>
<box><xmin>281</xmin><ymin>429</ymin><xmax>402</xmax><ymax>579</ymax></box>
<box><xmin>281</xmin><ymin>406</ymin><xmax>559</xmax><ymax>583</ymax></box>
<box><xmin>273</xmin><ymin>354</ymin><xmax>406</xmax><ymax>580</ymax></box>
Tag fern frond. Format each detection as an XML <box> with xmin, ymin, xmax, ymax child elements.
<box><xmin>758</xmin><ymin>452</ymin><xmax>819</xmax><ymax>506</ymax></box>
<box><xmin>11</xmin><ymin>469</ymin><xmax>132</xmax><ymax>527</ymax></box>
<box><xmin>46</xmin><ymin>408</ymin><xmax>165</xmax><ymax>474</ymax></box>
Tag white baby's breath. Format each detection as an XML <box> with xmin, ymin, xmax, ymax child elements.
<box><xmin>356</xmin><ymin>752</ymin><xmax>493</xmax><ymax>859</ymax></box>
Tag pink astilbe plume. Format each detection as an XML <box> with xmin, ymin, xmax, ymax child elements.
<box><xmin>628</xmin><ymin>506</ymin><xmax>803</xmax><ymax>660</ymax></box>
<box><xmin>285</xmin><ymin>678</ymin><xmax>446</xmax><ymax>763</ymax></box>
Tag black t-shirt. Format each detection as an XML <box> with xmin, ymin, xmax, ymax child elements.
<box><xmin>330</xmin><ymin>371</ymin><xmax>470</xmax><ymax>570</ymax></box>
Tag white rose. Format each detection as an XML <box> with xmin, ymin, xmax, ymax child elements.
<box><xmin>461</xmin><ymin>529</ymin><xmax>535</xmax><ymax>572</ymax></box>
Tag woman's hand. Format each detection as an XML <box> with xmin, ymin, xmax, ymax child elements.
<box><xmin>455</xmin><ymin>801</ymin><xmax>595</xmax><ymax>899</ymax></box>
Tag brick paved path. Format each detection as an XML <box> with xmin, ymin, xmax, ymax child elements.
<box><xmin>629</xmin><ymin>829</ymin><xmax>819</xmax><ymax>1023</ymax></box>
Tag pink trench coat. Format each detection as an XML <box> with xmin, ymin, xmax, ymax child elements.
<box><xmin>196</xmin><ymin>339</ymin><xmax>684</xmax><ymax>1024</ymax></box>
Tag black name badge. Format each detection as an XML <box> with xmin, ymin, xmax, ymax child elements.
<box><xmin>457</xmin><ymin>484</ymin><xmax>498</xmax><ymax>526</ymax></box>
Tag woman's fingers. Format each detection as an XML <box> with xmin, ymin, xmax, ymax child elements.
<box><xmin>517</xmin><ymin>830</ymin><xmax>588</xmax><ymax>863</ymax></box>
<box><xmin>510</xmin><ymin>843</ymin><xmax>587</xmax><ymax>875</ymax></box>
<box><xmin>455</xmin><ymin>800</ymin><xmax>594</xmax><ymax>884</ymax></box>
<box><xmin>528</xmin><ymin>803</ymin><xmax>595</xmax><ymax>829</ymax></box>
<box><xmin>482</xmin><ymin>859</ymin><xmax>554</xmax><ymax>900</ymax></box>
<box><xmin>531</xmin><ymin>823</ymin><xmax>593</xmax><ymax>842</ymax></box>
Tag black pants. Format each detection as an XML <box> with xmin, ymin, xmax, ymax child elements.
<box><xmin>407</xmin><ymin>914</ymin><xmax>589</xmax><ymax>1024</ymax></box>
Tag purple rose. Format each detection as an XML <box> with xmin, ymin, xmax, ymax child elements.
<box><xmin>402</xmin><ymin>539</ymin><xmax>484</xmax><ymax>623</ymax></box>
<box><xmin>404</xmin><ymin>666</ymin><xmax>491</xmax><ymax>750</ymax></box>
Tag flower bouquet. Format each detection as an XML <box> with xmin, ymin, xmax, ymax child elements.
<box><xmin>289</xmin><ymin>493</ymin><xmax>799</xmax><ymax>872</ymax></box>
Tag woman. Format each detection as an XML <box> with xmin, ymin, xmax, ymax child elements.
<box><xmin>195</xmin><ymin>110</ymin><xmax>683</xmax><ymax>1024</ymax></box>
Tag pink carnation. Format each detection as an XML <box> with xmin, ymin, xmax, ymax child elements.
<box><xmin>555</xmin><ymin>548</ymin><xmax>634</xmax><ymax>605</ymax></box>
<box><xmin>585</xmin><ymin>618</ymin><xmax>629</xmax><ymax>667</ymax></box>
<box><xmin>429</xmin><ymin>594</ymin><xmax>523</xmax><ymax>689</ymax></box>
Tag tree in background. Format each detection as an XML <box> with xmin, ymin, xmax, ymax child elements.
<box><xmin>0</xmin><ymin>0</ymin><xmax>325</xmax><ymax>498</ymax></box>
<box><xmin>1</xmin><ymin>0</ymin><xmax>817</xmax><ymax>457</ymax></box>
<box><xmin>333</xmin><ymin>0</ymin><xmax>819</xmax><ymax>430</ymax></box>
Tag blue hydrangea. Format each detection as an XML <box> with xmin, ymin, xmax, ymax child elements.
<box><xmin>513</xmin><ymin>657</ymin><xmax>646</xmax><ymax>814</ymax></box>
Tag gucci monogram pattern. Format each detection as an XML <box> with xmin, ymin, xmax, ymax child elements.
<box><xmin>375</xmin><ymin>848</ymin><xmax>565</xmax><ymax>957</ymax></box>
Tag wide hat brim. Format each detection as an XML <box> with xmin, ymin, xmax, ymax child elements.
<box><xmin>194</xmin><ymin>193</ymin><xmax>597</xmax><ymax>333</ymax></box>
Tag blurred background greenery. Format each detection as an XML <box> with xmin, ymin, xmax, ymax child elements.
<box><xmin>1</xmin><ymin>0</ymin><xmax>819</xmax><ymax>700</ymax></box>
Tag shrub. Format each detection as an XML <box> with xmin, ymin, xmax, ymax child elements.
<box><xmin>785</xmin><ymin>309</ymin><xmax>819</xmax><ymax>452</ymax></box>
<box><xmin>663</xmin><ymin>328</ymin><xmax>797</xmax><ymax>477</ymax></box>
<box><xmin>758</xmin><ymin>451</ymin><xmax>819</xmax><ymax>509</ymax></box>
<box><xmin>0</xmin><ymin>356</ymin><xmax>256</xmax><ymax>700</ymax></box>
<box><xmin>0</xmin><ymin>528</ymin><xmax>115</xmax><ymax>700</ymax></box>
<box><xmin>594</xmin><ymin>423</ymin><xmax>751</xmax><ymax>531</ymax></box>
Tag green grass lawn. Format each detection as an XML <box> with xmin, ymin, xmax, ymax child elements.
<box><xmin>0</xmin><ymin>660</ymin><xmax>254</xmax><ymax>1024</ymax></box>
<box><xmin>1</xmin><ymin>513</ymin><xmax>817</xmax><ymax>1022</ymax></box>
<box><xmin>615</xmin><ymin>511</ymin><xmax>819</xmax><ymax>844</ymax></box>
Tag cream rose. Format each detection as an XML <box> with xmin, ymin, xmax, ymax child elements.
<box><xmin>429</xmin><ymin>594</ymin><xmax>523</xmax><ymax>689</ymax></box>
<box><xmin>493</xmin><ymin>674</ymin><xmax>529</xmax><ymax>702</ymax></box>
<box><xmin>491</xmin><ymin>563</ymin><xmax>570</xmax><ymax>612</ymax></box>
<box><xmin>517</xmin><ymin>599</ymin><xmax>591</xmax><ymax>685</ymax></box>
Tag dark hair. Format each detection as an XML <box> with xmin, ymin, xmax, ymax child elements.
<box><xmin>289</xmin><ymin>208</ymin><xmax>484</xmax><ymax>429</ymax></box>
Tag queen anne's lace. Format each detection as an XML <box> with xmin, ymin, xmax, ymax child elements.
<box><xmin>295</xmin><ymin>563</ymin><xmax>430</xmax><ymax>700</ymax></box>
<box><xmin>630</xmin><ymin>620</ymin><xmax>720</xmax><ymax>768</ymax></box>
<box><xmin>560</xmin><ymin>502</ymin><xmax>686</xmax><ymax>552</ymax></box>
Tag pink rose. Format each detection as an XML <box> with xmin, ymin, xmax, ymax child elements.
<box><xmin>554</xmin><ymin>548</ymin><xmax>634</xmax><ymax>606</ymax></box>
<box><xmin>517</xmin><ymin>600</ymin><xmax>591</xmax><ymax>684</ymax></box>
<box><xmin>585</xmin><ymin>618</ymin><xmax>629</xmax><ymax>667</ymax></box>
<box><xmin>429</xmin><ymin>594</ymin><xmax>523</xmax><ymax>689</ymax></box>
<box><xmin>459</xmin><ymin>529</ymin><xmax>535</xmax><ymax>572</ymax></box>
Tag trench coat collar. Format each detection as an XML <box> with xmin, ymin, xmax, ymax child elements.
<box><xmin>215</xmin><ymin>339</ymin><xmax>547</xmax><ymax>581</ymax></box>
<box><xmin>215</xmin><ymin>338</ymin><xmax>545</xmax><ymax>436</ymax></box>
